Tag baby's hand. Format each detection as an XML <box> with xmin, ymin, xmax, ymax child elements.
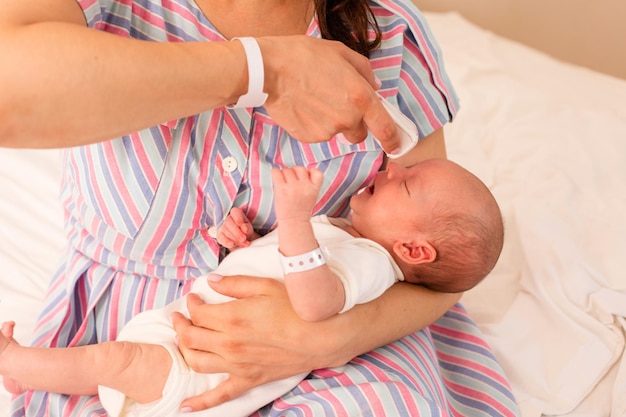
<box><xmin>216</xmin><ymin>207</ymin><xmax>258</xmax><ymax>249</ymax></box>
<box><xmin>271</xmin><ymin>167</ymin><xmax>324</xmax><ymax>223</ymax></box>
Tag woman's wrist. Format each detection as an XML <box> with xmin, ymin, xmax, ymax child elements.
<box><xmin>227</xmin><ymin>37</ymin><xmax>268</xmax><ymax>108</ymax></box>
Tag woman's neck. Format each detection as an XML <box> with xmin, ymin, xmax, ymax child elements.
<box><xmin>195</xmin><ymin>0</ymin><xmax>314</xmax><ymax>38</ymax></box>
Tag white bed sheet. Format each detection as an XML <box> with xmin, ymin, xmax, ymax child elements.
<box><xmin>1</xmin><ymin>11</ymin><xmax>625</xmax><ymax>417</ymax></box>
<box><xmin>425</xmin><ymin>12</ymin><xmax>626</xmax><ymax>417</ymax></box>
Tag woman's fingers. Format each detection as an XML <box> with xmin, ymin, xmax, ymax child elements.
<box><xmin>205</xmin><ymin>274</ymin><xmax>281</xmax><ymax>301</ymax></box>
<box><xmin>179</xmin><ymin>376</ymin><xmax>263</xmax><ymax>413</ymax></box>
<box><xmin>258</xmin><ymin>36</ymin><xmax>399</xmax><ymax>149</ymax></box>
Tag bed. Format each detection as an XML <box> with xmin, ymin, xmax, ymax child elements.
<box><xmin>1</xmin><ymin>10</ymin><xmax>625</xmax><ymax>417</ymax></box>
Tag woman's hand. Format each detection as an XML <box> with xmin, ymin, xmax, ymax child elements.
<box><xmin>171</xmin><ymin>275</ymin><xmax>340</xmax><ymax>412</ymax></box>
<box><xmin>257</xmin><ymin>36</ymin><xmax>401</xmax><ymax>153</ymax></box>
<box><xmin>171</xmin><ymin>273</ymin><xmax>460</xmax><ymax>413</ymax></box>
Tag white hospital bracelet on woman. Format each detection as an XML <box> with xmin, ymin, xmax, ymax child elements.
<box><xmin>279</xmin><ymin>247</ymin><xmax>327</xmax><ymax>274</ymax></box>
<box><xmin>228</xmin><ymin>37</ymin><xmax>269</xmax><ymax>108</ymax></box>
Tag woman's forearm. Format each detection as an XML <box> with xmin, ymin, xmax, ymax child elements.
<box><xmin>0</xmin><ymin>19</ymin><xmax>245</xmax><ymax>148</ymax></box>
<box><xmin>317</xmin><ymin>282</ymin><xmax>461</xmax><ymax>368</ymax></box>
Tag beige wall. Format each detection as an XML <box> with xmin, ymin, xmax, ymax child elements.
<box><xmin>416</xmin><ymin>0</ymin><xmax>626</xmax><ymax>80</ymax></box>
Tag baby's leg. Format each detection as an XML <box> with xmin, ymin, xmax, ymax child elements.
<box><xmin>100</xmin><ymin>340</ymin><xmax>172</xmax><ymax>404</ymax></box>
<box><xmin>0</xmin><ymin>321</ymin><xmax>171</xmax><ymax>404</ymax></box>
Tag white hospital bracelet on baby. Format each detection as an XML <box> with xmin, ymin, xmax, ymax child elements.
<box><xmin>279</xmin><ymin>247</ymin><xmax>327</xmax><ymax>274</ymax></box>
<box><xmin>228</xmin><ymin>37</ymin><xmax>269</xmax><ymax>109</ymax></box>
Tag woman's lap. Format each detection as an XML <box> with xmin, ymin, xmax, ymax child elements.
<box><xmin>11</xmin><ymin>304</ymin><xmax>519</xmax><ymax>417</ymax></box>
<box><xmin>10</xmin><ymin>258</ymin><xmax>519</xmax><ymax>417</ymax></box>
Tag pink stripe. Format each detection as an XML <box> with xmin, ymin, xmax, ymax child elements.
<box><xmin>443</xmin><ymin>379</ymin><xmax>516</xmax><ymax>417</ymax></box>
<box><xmin>145</xmin><ymin>279</ymin><xmax>160</xmax><ymax>309</ymax></box>
<box><xmin>312</xmin><ymin>367</ymin><xmax>354</xmax><ymax>384</ymax></box>
<box><xmin>403</xmin><ymin>42</ymin><xmax>440</xmax><ymax>128</ymax></box>
<box><xmin>162</xmin><ymin>0</ymin><xmax>222</xmax><ymax>41</ymax></box>
<box><xmin>133</xmin><ymin>134</ymin><xmax>162</xmax><ymax>191</ymax></box>
<box><xmin>358</xmin><ymin>383</ymin><xmax>387</xmax><ymax>414</ymax></box>
<box><xmin>315</xmin><ymin>388</ymin><xmax>351</xmax><ymax>415</ymax></box>
<box><xmin>431</xmin><ymin>323</ymin><xmax>491</xmax><ymax>349</ymax></box>
<box><xmin>247</xmin><ymin>116</ymin><xmax>266</xmax><ymax>219</ymax></box>
<box><xmin>111</xmin><ymin>233</ymin><xmax>126</xmax><ymax>263</ymax></box>
<box><xmin>67</xmin><ymin>280</ymin><xmax>89</xmax><ymax>347</ymax></box>
<box><xmin>77</xmin><ymin>0</ymin><xmax>97</xmax><ymax>10</ymax></box>
<box><xmin>392</xmin><ymin>383</ymin><xmax>425</xmax><ymax>416</ymax></box>
<box><xmin>102</xmin><ymin>140</ymin><xmax>144</xmax><ymax>227</ymax></box>
<box><xmin>371</xmin><ymin>54</ymin><xmax>403</xmax><ymax>72</ymax></box>
<box><xmin>436</xmin><ymin>351</ymin><xmax>511</xmax><ymax>387</ymax></box>
<box><xmin>108</xmin><ymin>279</ymin><xmax>123</xmax><ymax>340</ymax></box>
<box><xmin>314</xmin><ymin>156</ymin><xmax>353</xmax><ymax>211</ymax></box>
<box><xmin>142</xmin><ymin>120</ymin><xmax>193</xmax><ymax>261</ymax></box>
<box><xmin>381</xmin><ymin>0</ymin><xmax>453</xmax><ymax>103</ymax></box>
<box><xmin>100</xmin><ymin>23</ymin><xmax>131</xmax><ymax>37</ymax></box>
<box><xmin>270</xmin><ymin>398</ymin><xmax>314</xmax><ymax>417</ymax></box>
<box><xmin>34</xmin><ymin>253</ymin><xmax>89</xmax><ymax>347</ymax></box>
<box><xmin>376</xmin><ymin>0</ymin><xmax>457</xmax><ymax>116</ymax></box>
<box><xmin>388</xmin><ymin>341</ymin><xmax>447</xmax><ymax>400</ymax></box>
<box><xmin>301</xmin><ymin>142</ymin><xmax>316</xmax><ymax>164</ymax></box>
<box><xmin>134</xmin><ymin>3</ymin><xmax>168</xmax><ymax>34</ymax></box>
<box><xmin>81</xmin><ymin>147</ymin><xmax>115</xmax><ymax>230</ymax></box>
<box><xmin>172</xmin><ymin>123</ymin><xmax>212</xmax><ymax>265</ymax></box>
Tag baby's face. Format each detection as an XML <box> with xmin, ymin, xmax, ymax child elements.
<box><xmin>350</xmin><ymin>158</ymin><xmax>494</xmax><ymax>247</ymax></box>
<box><xmin>349</xmin><ymin>160</ymin><xmax>452</xmax><ymax>242</ymax></box>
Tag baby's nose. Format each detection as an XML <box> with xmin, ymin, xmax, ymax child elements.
<box><xmin>386</xmin><ymin>162</ymin><xmax>401</xmax><ymax>177</ymax></box>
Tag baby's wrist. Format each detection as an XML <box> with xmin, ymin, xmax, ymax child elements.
<box><xmin>276</xmin><ymin>216</ymin><xmax>310</xmax><ymax>229</ymax></box>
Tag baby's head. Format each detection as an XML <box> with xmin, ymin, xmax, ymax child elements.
<box><xmin>349</xmin><ymin>158</ymin><xmax>504</xmax><ymax>293</ymax></box>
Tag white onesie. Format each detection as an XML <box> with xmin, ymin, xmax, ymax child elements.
<box><xmin>98</xmin><ymin>215</ymin><xmax>403</xmax><ymax>416</ymax></box>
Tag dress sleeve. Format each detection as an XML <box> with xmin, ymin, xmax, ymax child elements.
<box><xmin>373</xmin><ymin>0</ymin><xmax>461</xmax><ymax>139</ymax></box>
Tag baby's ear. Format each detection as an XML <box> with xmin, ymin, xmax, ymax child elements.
<box><xmin>392</xmin><ymin>240</ymin><xmax>436</xmax><ymax>265</ymax></box>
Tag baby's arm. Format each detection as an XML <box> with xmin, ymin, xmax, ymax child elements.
<box><xmin>216</xmin><ymin>207</ymin><xmax>261</xmax><ymax>249</ymax></box>
<box><xmin>0</xmin><ymin>321</ymin><xmax>170</xmax><ymax>404</ymax></box>
<box><xmin>271</xmin><ymin>167</ymin><xmax>345</xmax><ymax>322</ymax></box>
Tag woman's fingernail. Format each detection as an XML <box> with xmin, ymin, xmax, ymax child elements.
<box><xmin>389</xmin><ymin>147</ymin><xmax>401</xmax><ymax>156</ymax></box>
<box><xmin>374</xmin><ymin>75</ymin><xmax>382</xmax><ymax>89</ymax></box>
<box><xmin>206</xmin><ymin>273</ymin><xmax>223</xmax><ymax>282</ymax></box>
<box><xmin>180</xmin><ymin>406</ymin><xmax>193</xmax><ymax>413</ymax></box>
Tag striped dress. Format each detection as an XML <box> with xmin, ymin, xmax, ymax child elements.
<box><xmin>10</xmin><ymin>0</ymin><xmax>520</xmax><ymax>415</ymax></box>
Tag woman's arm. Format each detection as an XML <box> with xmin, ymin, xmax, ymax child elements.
<box><xmin>0</xmin><ymin>0</ymin><xmax>399</xmax><ymax>149</ymax></box>
<box><xmin>0</xmin><ymin>0</ymin><xmax>243</xmax><ymax>147</ymax></box>
<box><xmin>172</xmin><ymin>276</ymin><xmax>460</xmax><ymax>412</ymax></box>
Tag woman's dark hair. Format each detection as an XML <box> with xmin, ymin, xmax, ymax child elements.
<box><xmin>315</xmin><ymin>0</ymin><xmax>382</xmax><ymax>57</ymax></box>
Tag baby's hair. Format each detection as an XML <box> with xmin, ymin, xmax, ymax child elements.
<box><xmin>404</xmin><ymin>186</ymin><xmax>505</xmax><ymax>293</ymax></box>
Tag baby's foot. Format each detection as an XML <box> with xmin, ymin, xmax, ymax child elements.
<box><xmin>0</xmin><ymin>321</ymin><xmax>14</xmax><ymax>350</ymax></box>
<box><xmin>0</xmin><ymin>321</ymin><xmax>28</xmax><ymax>394</ymax></box>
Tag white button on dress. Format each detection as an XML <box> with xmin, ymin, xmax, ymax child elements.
<box><xmin>222</xmin><ymin>156</ymin><xmax>238</xmax><ymax>172</ymax></box>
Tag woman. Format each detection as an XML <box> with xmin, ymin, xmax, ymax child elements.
<box><xmin>0</xmin><ymin>0</ymin><xmax>519</xmax><ymax>415</ymax></box>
